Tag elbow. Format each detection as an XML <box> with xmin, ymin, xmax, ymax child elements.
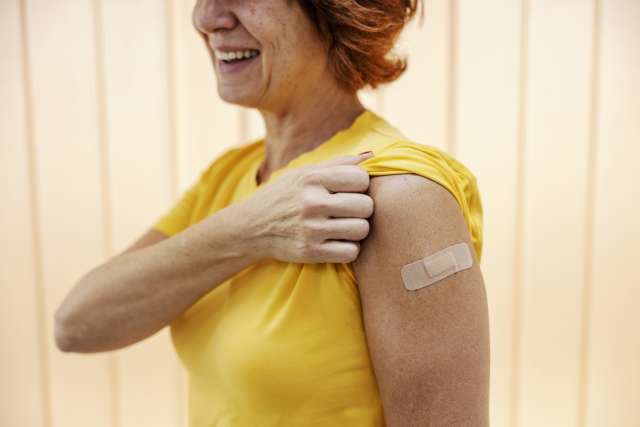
<box><xmin>54</xmin><ymin>304</ymin><xmax>98</xmax><ymax>353</ymax></box>
<box><xmin>54</xmin><ymin>310</ymin><xmax>76</xmax><ymax>352</ymax></box>
<box><xmin>54</xmin><ymin>311</ymin><xmax>94</xmax><ymax>353</ymax></box>
<box><xmin>53</xmin><ymin>302</ymin><xmax>140</xmax><ymax>354</ymax></box>
<box><xmin>54</xmin><ymin>299</ymin><xmax>89</xmax><ymax>353</ymax></box>
<box><xmin>53</xmin><ymin>273</ymin><xmax>99</xmax><ymax>353</ymax></box>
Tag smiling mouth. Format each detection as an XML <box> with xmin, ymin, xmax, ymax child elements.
<box><xmin>218</xmin><ymin>50</ymin><xmax>261</xmax><ymax>64</ymax></box>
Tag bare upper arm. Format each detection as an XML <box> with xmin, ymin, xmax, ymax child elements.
<box><xmin>352</xmin><ymin>173</ymin><xmax>490</xmax><ymax>426</ymax></box>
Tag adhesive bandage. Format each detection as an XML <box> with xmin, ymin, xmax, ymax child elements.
<box><xmin>400</xmin><ymin>242</ymin><xmax>473</xmax><ymax>291</ymax></box>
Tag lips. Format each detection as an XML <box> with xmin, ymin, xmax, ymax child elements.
<box><xmin>217</xmin><ymin>53</ymin><xmax>259</xmax><ymax>74</ymax></box>
<box><xmin>219</xmin><ymin>50</ymin><xmax>261</xmax><ymax>63</ymax></box>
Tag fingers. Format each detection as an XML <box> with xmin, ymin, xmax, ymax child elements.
<box><xmin>307</xmin><ymin>164</ymin><xmax>371</xmax><ymax>193</ymax></box>
<box><xmin>316</xmin><ymin>240</ymin><xmax>361</xmax><ymax>264</ymax></box>
<box><xmin>303</xmin><ymin>152</ymin><xmax>375</xmax><ymax>193</ymax></box>
<box><xmin>322</xmin><ymin>217</ymin><xmax>370</xmax><ymax>241</ymax></box>
<box><xmin>323</xmin><ymin>192</ymin><xmax>374</xmax><ymax>218</ymax></box>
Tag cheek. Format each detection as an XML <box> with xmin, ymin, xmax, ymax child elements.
<box><xmin>250</xmin><ymin>4</ymin><xmax>320</xmax><ymax>85</ymax></box>
<box><xmin>269</xmin><ymin>45</ymin><xmax>312</xmax><ymax>87</ymax></box>
<box><xmin>275</xmin><ymin>32</ymin><xmax>317</xmax><ymax>79</ymax></box>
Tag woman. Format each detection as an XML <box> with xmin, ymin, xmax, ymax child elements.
<box><xmin>54</xmin><ymin>0</ymin><xmax>489</xmax><ymax>425</ymax></box>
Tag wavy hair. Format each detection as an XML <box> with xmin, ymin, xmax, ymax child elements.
<box><xmin>297</xmin><ymin>0</ymin><xmax>424</xmax><ymax>93</ymax></box>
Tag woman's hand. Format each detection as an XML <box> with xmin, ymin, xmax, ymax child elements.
<box><xmin>242</xmin><ymin>152</ymin><xmax>376</xmax><ymax>264</ymax></box>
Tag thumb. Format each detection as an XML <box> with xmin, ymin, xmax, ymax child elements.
<box><xmin>317</xmin><ymin>151</ymin><xmax>375</xmax><ymax>167</ymax></box>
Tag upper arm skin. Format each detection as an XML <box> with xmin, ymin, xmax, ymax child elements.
<box><xmin>353</xmin><ymin>173</ymin><xmax>490</xmax><ymax>427</ymax></box>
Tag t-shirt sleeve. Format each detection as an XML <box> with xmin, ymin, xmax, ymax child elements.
<box><xmin>360</xmin><ymin>140</ymin><xmax>484</xmax><ymax>262</ymax></box>
<box><xmin>151</xmin><ymin>169</ymin><xmax>207</xmax><ymax>237</ymax></box>
<box><xmin>151</xmin><ymin>140</ymin><xmax>262</xmax><ymax>237</ymax></box>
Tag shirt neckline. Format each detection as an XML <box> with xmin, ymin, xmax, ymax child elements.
<box><xmin>249</xmin><ymin>108</ymin><xmax>375</xmax><ymax>189</ymax></box>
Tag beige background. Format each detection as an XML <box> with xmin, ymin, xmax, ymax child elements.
<box><xmin>1</xmin><ymin>0</ymin><xmax>639</xmax><ymax>426</ymax></box>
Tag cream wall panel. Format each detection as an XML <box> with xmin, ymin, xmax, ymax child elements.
<box><xmin>173</xmin><ymin>0</ymin><xmax>244</xmax><ymax>179</ymax></box>
<box><xmin>518</xmin><ymin>1</ymin><xmax>595</xmax><ymax>426</ymax></box>
<box><xmin>0</xmin><ymin>1</ymin><xmax>47</xmax><ymax>426</ymax></box>
<box><xmin>585</xmin><ymin>0</ymin><xmax>640</xmax><ymax>425</ymax></box>
<box><xmin>246</xmin><ymin>107</ymin><xmax>265</xmax><ymax>143</ymax></box>
<box><xmin>23</xmin><ymin>0</ymin><xmax>113</xmax><ymax>426</ymax></box>
<box><xmin>3</xmin><ymin>1</ymin><xmax>640</xmax><ymax>426</ymax></box>
<box><xmin>359</xmin><ymin>87</ymin><xmax>383</xmax><ymax>117</ymax></box>
<box><xmin>455</xmin><ymin>1</ymin><xmax>522</xmax><ymax>426</ymax></box>
<box><xmin>98</xmin><ymin>0</ymin><xmax>182</xmax><ymax>426</ymax></box>
<box><xmin>383</xmin><ymin>0</ymin><xmax>450</xmax><ymax>150</ymax></box>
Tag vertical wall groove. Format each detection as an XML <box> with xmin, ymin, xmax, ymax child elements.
<box><xmin>447</xmin><ymin>0</ymin><xmax>459</xmax><ymax>156</ymax></box>
<box><xmin>163</xmin><ymin>0</ymin><xmax>185</xmax><ymax>425</ymax></box>
<box><xmin>4</xmin><ymin>1</ymin><xmax>637</xmax><ymax>425</ymax></box>
<box><xmin>577</xmin><ymin>0</ymin><xmax>602</xmax><ymax>425</ymax></box>
<box><xmin>510</xmin><ymin>0</ymin><xmax>530</xmax><ymax>425</ymax></box>
<box><xmin>166</xmin><ymin>0</ymin><xmax>179</xmax><ymax>202</ymax></box>
<box><xmin>18</xmin><ymin>0</ymin><xmax>52</xmax><ymax>426</ymax></box>
<box><xmin>91</xmin><ymin>1</ymin><xmax>119</xmax><ymax>426</ymax></box>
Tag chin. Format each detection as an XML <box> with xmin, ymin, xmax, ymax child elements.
<box><xmin>216</xmin><ymin>85</ymin><xmax>261</xmax><ymax>108</ymax></box>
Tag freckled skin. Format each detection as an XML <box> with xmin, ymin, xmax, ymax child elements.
<box><xmin>192</xmin><ymin>0</ymin><xmax>328</xmax><ymax>111</ymax></box>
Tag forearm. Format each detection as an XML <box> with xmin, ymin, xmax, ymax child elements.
<box><xmin>55</xmin><ymin>202</ymin><xmax>263</xmax><ymax>353</ymax></box>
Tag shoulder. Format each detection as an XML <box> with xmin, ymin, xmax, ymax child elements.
<box><xmin>369</xmin><ymin>172</ymin><xmax>460</xmax><ymax>213</ymax></box>
<box><xmin>197</xmin><ymin>138</ymin><xmax>263</xmax><ymax>182</ymax></box>
<box><xmin>366</xmin><ymin>140</ymin><xmax>479</xmax><ymax>203</ymax></box>
<box><xmin>357</xmin><ymin>172</ymin><xmax>475</xmax><ymax>269</ymax></box>
<box><xmin>359</xmin><ymin>139</ymin><xmax>484</xmax><ymax>261</ymax></box>
<box><xmin>211</xmin><ymin>138</ymin><xmax>262</xmax><ymax>168</ymax></box>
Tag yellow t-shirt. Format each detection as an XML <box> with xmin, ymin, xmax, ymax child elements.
<box><xmin>152</xmin><ymin>109</ymin><xmax>483</xmax><ymax>426</ymax></box>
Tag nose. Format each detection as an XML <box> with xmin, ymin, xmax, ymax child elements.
<box><xmin>192</xmin><ymin>0</ymin><xmax>237</xmax><ymax>35</ymax></box>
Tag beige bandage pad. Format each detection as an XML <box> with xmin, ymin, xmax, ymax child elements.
<box><xmin>401</xmin><ymin>242</ymin><xmax>473</xmax><ymax>291</ymax></box>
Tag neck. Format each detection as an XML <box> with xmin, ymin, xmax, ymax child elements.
<box><xmin>256</xmin><ymin>90</ymin><xmax>366</xmax><ymax>183</ymax></box>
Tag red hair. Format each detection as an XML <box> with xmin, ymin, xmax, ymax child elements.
<box><xmin>297</xmin><ymin>0</ymin><xmax>424</xmax><ymax>93</ymax></box>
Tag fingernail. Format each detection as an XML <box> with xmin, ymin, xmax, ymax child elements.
<box><xmin>358</xmin><ymin>150</ymin><xmax>374</xmax><ymax>157</ymax></box>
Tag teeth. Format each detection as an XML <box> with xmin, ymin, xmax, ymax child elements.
<box><xmin>215</xmin><ymin>49</ymin><xmax>260</xmax><ymax>62</ymax></box>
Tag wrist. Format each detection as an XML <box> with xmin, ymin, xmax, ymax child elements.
<box><xmin>228</xmin><ymin>200</ymin><xmax>271</xmax><ymax>263</ymax></box>
<box><xmin>173</xmin><ymin>203</ymin><xmax>259</xmax><ymax>270</ymax></box>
